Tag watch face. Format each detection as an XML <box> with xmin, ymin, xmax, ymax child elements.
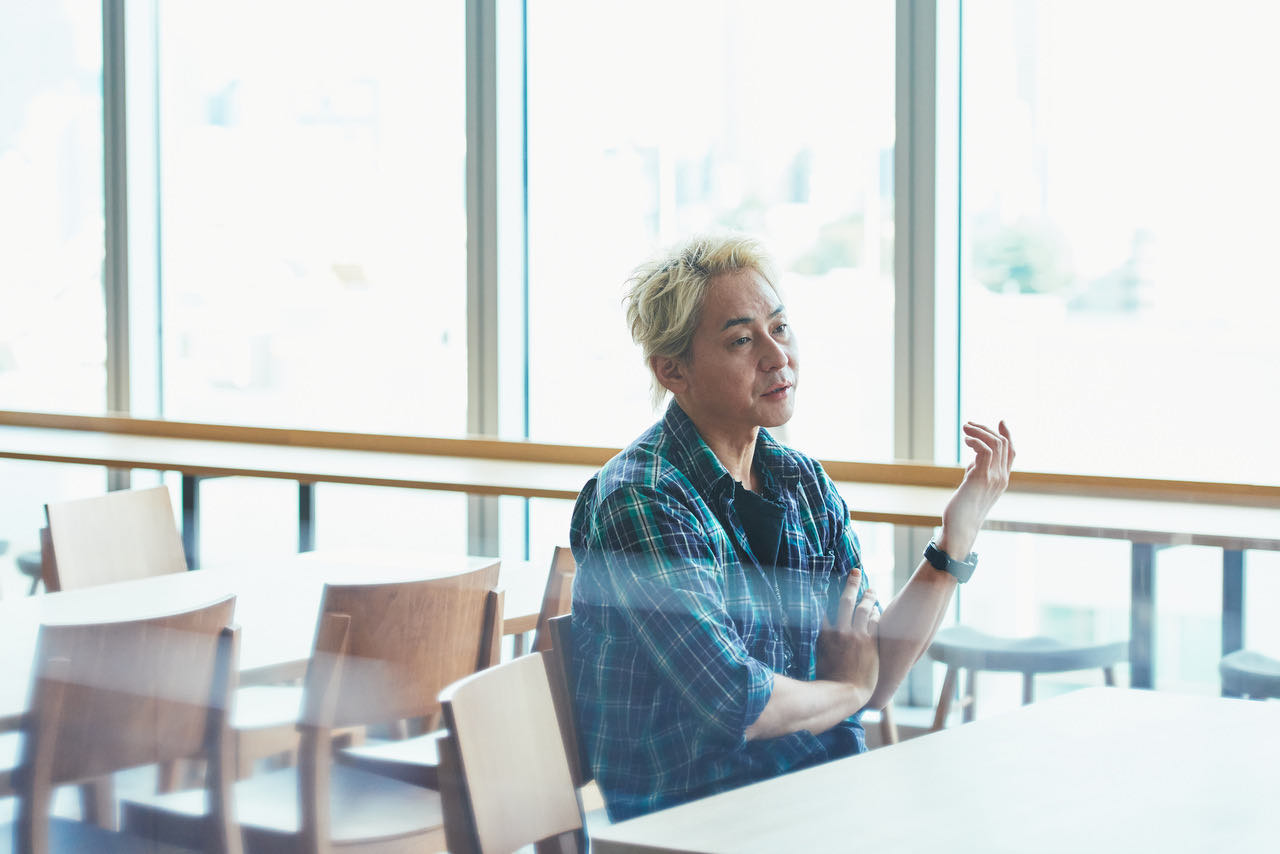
<box><xmin>925</xmin><ymin>542</ymin><xmax>975</xmax><ymax>583</ymax></box>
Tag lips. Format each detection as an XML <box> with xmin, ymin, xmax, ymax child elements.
<box><xmin>762</xmin><ymin>382</ymin><xmax>792</xmax><ymax>398</ymax></box>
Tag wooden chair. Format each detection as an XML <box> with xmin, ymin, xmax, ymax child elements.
<box><xmin>437</xmin><ymin>652</ymin><xmax>584</xmax><ymax>854</ymax></box>
<box><xmin>543</xmin><ymin>616</ymin><xmax>590</xmax><ymax>793</ymax></box>
<box><xmin>16</xmin><ymin>549</ymin><xmax>43</xmax><ymax>596</ymax></box>
<box><xmin>1220</xmin><ymin>649</ymin><xmax>1280</xmax><ymax>699</ymax></box>
<box><xmin>335</xmin><ymin>546</ymin><xmax>573</xmax><ymax>788</ymax></box>
<box><xmin>42</xmin><ymin>486</ymin><xmax>309</xmax><ymax>783</ymax></box>
<box><xmin>0</xmin><ymin>732</ymin><xmax>19</xmax><ymax>797</ymax></box>
<box><xmin>530</xmin><ymin>546</ymin><xmax>576</xmax><ymax>654</ymax></box>
<box><xmin>120</xmin><ymin>563</ymin><xmax>502</xmax><ymax>854</ymax></box>
<box><xmin>544</xmin><ymin>615</ymin><xmax>612</xmax><ymax>823</ymax></box>
<box><xmin>42</xmin><ymin>486</ymin><xmax>188</xmax><ymax>593</ymax></box>
<box><xmin>1</xmin><ymin>595</ymin><xmax>240</xmax><ymax>854</ymax></box>
<box><xmin>872</xmin><ymin>702</ymin><xmax>900</xmax><ymax>747</ymax></box>
<box><xmin>927</xmin><ymin>625</ymin><xmax>1128</xmax><ymax>730</ymax></box>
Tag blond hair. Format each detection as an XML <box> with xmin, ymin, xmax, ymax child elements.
<box><xmin>623</xmin><ymin>233</ymin><xmax>779</xmax><ymax>409</ymax></box>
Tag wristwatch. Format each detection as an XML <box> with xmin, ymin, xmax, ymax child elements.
<box><xmin>923</xmin><ymin>540</ymin><xmax>978</xmax><ymax>583</ymax></box>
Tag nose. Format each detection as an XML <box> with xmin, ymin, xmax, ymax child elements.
<box><xmin>759</xmin><ymin>334</ymin><xmax>789</xmax><ymax>373</ymax></box>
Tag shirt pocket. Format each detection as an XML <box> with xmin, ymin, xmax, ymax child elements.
<box><xmin>807</xmin><ymin>551</ymin><xmax>836</xmax><ymax>576</ymax></box>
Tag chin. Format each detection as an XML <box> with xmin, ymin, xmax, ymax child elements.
<box><xmin>759</xmin><ymin>402</ymin><xmax>796</xmax><ymax>430</ymax></box>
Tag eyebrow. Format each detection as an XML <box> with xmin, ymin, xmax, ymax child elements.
<box><xmin>720</xmin><ymin>305</ymin><xmax>785</xmax><ymax>332</ymax></box>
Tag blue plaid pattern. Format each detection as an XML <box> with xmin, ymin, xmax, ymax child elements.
<box><xmin>570</xmin><ymin>402</ymin><xmax>871</xmax><ymax>821</ymax></box>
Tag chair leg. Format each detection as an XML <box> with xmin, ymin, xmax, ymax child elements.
<box><xmin>1103</xmin><ymin>666</ymin><xmax>1117</xmax><ymax>687</ymax></box>
<box><xmin>237</xmin><ymin>743</ymin><xmax>260</xmax><ymax>779</ymax></box>
<box><xmin>79</xmin><ymin>778</ymin><xmax>117</xmax><ymax>830</ymax></box>
<box><xmin>27</xmin><ymin>574</ymin><xmax>40</xmax><ymax>596</ymax></box>
<box><xmin>1021</xmin><ymin>672</ymin><xmax>1035</xmax><ymax>705</ymax></box>
<box><xmin>156</xmin><ymin>759</ymin><xmax>184</xmax><ymax>794</ymax></box>
<box><xmin>879</xmin><ymin>702</ymin><xmax>900</xmax><ymax>746</ymax></box>
<box><xmin>932</xmin><ymin>666</ymin><xmax>959</xmax><ymax>731</ymax></box>
<box><xmin>962</xmin><ymin>668</ymin><xmax>978</xmax><ymax>723</ymax></box>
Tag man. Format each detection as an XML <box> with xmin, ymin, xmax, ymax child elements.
<box><xmin>570</xmin><ymin>233</ymin><xmax>1014</xmax><ymax>821</ymax></box>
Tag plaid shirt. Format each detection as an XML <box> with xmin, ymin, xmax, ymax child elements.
<box><xmin>570</xmin><ymin>402</ymin><xmax>872</xmax><ymax>821</ymax></box>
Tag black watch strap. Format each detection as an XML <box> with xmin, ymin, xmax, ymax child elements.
<box><xmin>923</xmin><ymin>540</ymin><xmax>978</xmax><ymax>583</ymax></box>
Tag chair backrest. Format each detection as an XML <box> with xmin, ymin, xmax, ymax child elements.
<box><xmin>545</xmin><ymin>614</ymin><xmax>591</xmax><ymax>788</ymax></box>
<box><xmin>438</xmin><ymin>652</ymin><xmax>583</xmax><ymax>854</ymax></box>
<box><xmin>43</xmin><ymin>485</ymin><xmax>187</xmax><ymax>592</ymax></box>
<box><xmin>293</xmin><ymin>563</ymin><xmax>502</xmax><ymax>851</ymax></box>
<box><xmin>301</xmin><ymin>562</ymin><xmax>503</xmax><ymax>730</ymax></box>
<box><xmin>532</xmin><ymin>546</ymin><xmax>576</xmax><ymax>654</ymax></box>
<box><xmin>16</xmin><ymin>595</ymin><xmax>240</xmax><ymax>854</ymax></box>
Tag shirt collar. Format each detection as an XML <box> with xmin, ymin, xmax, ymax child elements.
<box><xmin>662</xmin><ymin>400</ymin><xmax>800</xmax><ymax>500</ymax></box>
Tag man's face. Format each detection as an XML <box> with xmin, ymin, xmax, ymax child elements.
<box><xmin>669</xmin><ymin>268</ymin><xmax>798</xmax><ymax>442</ymax></box>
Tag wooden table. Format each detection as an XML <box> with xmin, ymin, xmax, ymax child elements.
<box><xmin>0</xmin><ymin>550</ymin><xmax>546</xmax><ymax>731</ymax></box>
<box><xmin>5</xmin><ymin>416</ymin><xmax>1280</xmax><ymax>688</ymax></box>
<box><xmin>590</xmin><ymin>687</ymin><xmax>1280</xmax><ymax>853</ymax></box>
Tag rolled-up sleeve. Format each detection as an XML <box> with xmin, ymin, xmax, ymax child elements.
<box><xmin>586</xmin><ymin>484</ymin><xmax>773</xmax><ymax>746</ymax></box>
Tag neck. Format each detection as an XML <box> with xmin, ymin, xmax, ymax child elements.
<box><xmin>678</xmin><ymin>404</ymin><xmax>760</xmax><ymax>490</ymax></box>
<box><xmin>713</xmin><ymin>436</ymin><xmax>758</xmax><ymax>490</ymax></box>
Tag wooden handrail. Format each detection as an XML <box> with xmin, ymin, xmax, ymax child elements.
<box><xmin>3</xmin><ymin>409</ymin><xmax>1278</xmax><ymax>507</ymax></box>
<box><xmin>0</xmin><ymin>409</ymin><xmax>616</xmax><ymax>465</ymax></box>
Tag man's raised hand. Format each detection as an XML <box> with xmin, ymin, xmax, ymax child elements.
<box><xmin>939</xmin><ymin>420</ymin><xmax>1015</xmax><ymax>557</ymax></box>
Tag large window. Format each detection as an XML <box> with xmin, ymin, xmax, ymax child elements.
<box><xmin>153</xmin><ymin>0</ymin><xmax>468</xmax><ymax>435</ymax></box>
<box><xmin>948</xmin><ymin>0</ymin><xmax>1280</xmax><ymax>701</ymax></box>
<box><xmin>957</xmin><ymin>0</ymin><xmax>1280</xmax><ymax>483</ymax></box>
<box><xmin>140</xmin><ymin>1</ymin><xmax>471</xmax><ymax>563</ymax></box>
<box><xmin>0</xmin><ymin>0</ymin><xmax>104</xmax><ymax>414</ymax></box>
<box><xmin>0</xmin><ymin>1</ymin><xmax>106</xmax><ymax>589</ymax></box>
<box><xmin>525</xmin><ymin>0</ymin><xmax>896</xmax><ymax>459</ymax></box>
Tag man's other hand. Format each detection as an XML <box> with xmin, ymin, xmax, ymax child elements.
<box><xmin>816</xmin><ymin>568</ymin><xmax>880</xmax><ymax>704</ymax></box>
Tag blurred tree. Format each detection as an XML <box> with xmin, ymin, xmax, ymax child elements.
<box><xmin>792</xmin><ymin>213</ymin><xmax>864</xmax><ymax>275</ymax></box>
<box><xmin>973</xmin><ymin>218</ymin><xmax>1073</xmax><ymax>295</ymax></box>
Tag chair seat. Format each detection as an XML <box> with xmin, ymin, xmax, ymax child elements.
<box><xmin>16</xmin><ymin>549</ymin><xmax>42</xmax><ymax>595</ymax></box>
<box><xmin>0</xmin><ymin>731</ymin><xmax>20</xmax><ymax>796</ymax></box>
<box><xmin>1220</xmin><ymin>649</ymin><xmax>1280</xmax><ymax>698</ymax></box>
<box><xmin>122</xmin><ymin>763</ymin><xmax>444</xmax><ymax>850</ymax></box>
<box><xmin>230</xmin><ymin>684</ymin><xmax>372</xmax><ymax>778</ymax></box>
<box><xmin>15</xmin><ymin>550</ymin><xmax>41</xmax><ymax>579</ymax></box>
<box><xmin>927</xmin><ymin>625</ymin><xmax>1128</xmax><ymax>673</ymax></box>
<box><xmin>337</xmin><ymin>729</ymin><xmax>446</xmax><ymax>787</ymax></box>
<box><xmin>0</xmin><ymin>817</ymin><xmax>199</xmax><ymax>854</ymax></box>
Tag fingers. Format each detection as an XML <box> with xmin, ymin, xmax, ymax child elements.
<box><xmin>963</xmin><ymin>435</ymin><xmax>993</xmax><ymax>463</ymax></box>
<box><xmin>963</xmin><ymin>421</ymin><xmax>1011</xmax><ymax>477</ymax></box>
<box><xmin>962</xmin><ymin>421</ymin><xmax>1002</xmax><ymax>456</ymax></box>
<box><xmin>999</xmin><ymin>419</ymin><xmax>1016</xmax><ymax>468</ymax></box>
<box><xmin>836</xmin><ymin>568</ymin><xmax>860</xmax><ymax>629</ymax></box>
<box><xmin>851</xmin><ymin>587</ymin><xmax>877</xmax><ymax>634</ymax></box>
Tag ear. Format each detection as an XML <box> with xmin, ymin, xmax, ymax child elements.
<box><xmin>651</xmin><ymin>355</ymin><xmax>688</xmax><ymax>395</ymax></box>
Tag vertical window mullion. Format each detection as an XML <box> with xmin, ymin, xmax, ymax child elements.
<box><xmin>103</xmin><ymin>0</ymin><xmax>130</xmax><ymax>492</ymax></box>
<box><xmin>466</xmin><ymin>0</ymin><xmax>501</xmax><ymax>554</ymax></box>
<box><xmin>103</xmin><ymin>0</ymin><xmax>129</xmax><ymax>418</ymax></box>
<box><xmin>894</xmin><ymin>0</ymin><xmax>947</xmax><ymax>707</ymax></box>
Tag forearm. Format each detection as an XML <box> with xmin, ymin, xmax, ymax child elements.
<box><xmin>867</xmin><ymin>556</ymin><xmax>959</xmax><ymax>709</ymax></box>
<box><xmin>866</xmin><ymin>419</ymin><xmax>1014</xmax><ymax>708</ymax></box>
<box><xmin>745</xmin><ymin>673</ymin><xmax>870</xmax><ymax>741</ymax></box>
